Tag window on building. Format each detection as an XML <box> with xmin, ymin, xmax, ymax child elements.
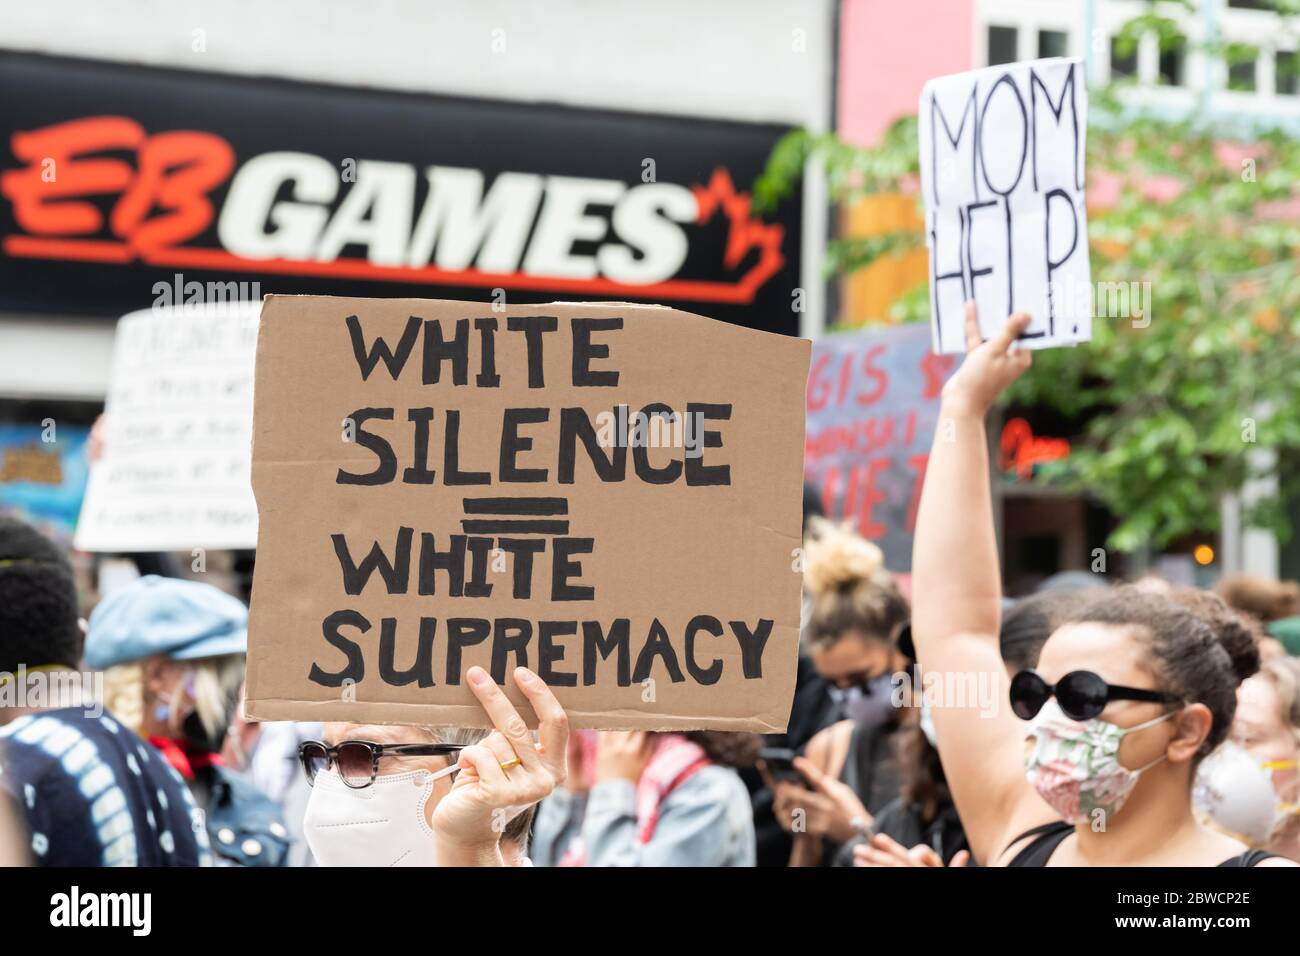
<box><xmin>1278</xmin><ymin>50</ymin><xmax>1299</xmax><ymax>95</ymax></box>
<box><xmin>1227</xmin><ymin>46</ymin><xmax>1259</xmax><ymax>91</ymax></box>
<box><xmin>988</xmin><ymin>25</ymin><xmax>1018</xmax><ymax>66</ymax></box>
<box><xmin>1038</xmin><ymin>30</ymin><xmax>1068</xmax><ymax>59</ymax></box>
<box><xmin>1158</xmin><ymin>35</ymin><xmax>1187</xmax><ymax>85</ymax></box>
<box><xmin>1226</xmin><ymin>1</ymin><xmax>1276</xmax><ymax>10</ymax></box>
<box><xmin>1110</xmin><ymin>36</ymin><xmax>1137</xmax><ymax>80</ymax></box>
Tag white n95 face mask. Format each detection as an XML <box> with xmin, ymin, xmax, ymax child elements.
<box><xmin>1194</xmin><ymin>742</ymin><xmax>1296</xmax><ymax>846</ymax></box>
<box><xmin>304</xmin><ymin>768</ymin><xmax>439</xmax><ymax>867</ymax></box>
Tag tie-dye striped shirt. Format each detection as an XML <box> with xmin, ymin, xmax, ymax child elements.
<box><xmin>0</xmin><ymin>708</ymin><xmax>211</xmax><ymax>866</ymax></box>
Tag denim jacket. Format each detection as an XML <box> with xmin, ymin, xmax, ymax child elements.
<box><xmin>201</xmin><ymin>764</ymin><xmax>292</xmax><ymax>867</ymax></box>
<box><xmin>532</xmin><ymin>765</ymin><xmax>755</xmax><ymax>867</ymax></box>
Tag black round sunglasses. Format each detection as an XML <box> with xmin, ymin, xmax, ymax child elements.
<box><xmin>298</xmin><ymin>739</ymin><xmax>466</xmax><ymax>789</ymax></box>
<box><xmin>1009</xmin><ymin>669</ymin><xmax>1180</xmax><ymax>722</ymax></box>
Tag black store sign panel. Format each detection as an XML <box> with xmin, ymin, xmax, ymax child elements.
<box><xmin>0</xmin><ymin>53</ymin><xmax>802</xmax><ymax>334</ymax></box>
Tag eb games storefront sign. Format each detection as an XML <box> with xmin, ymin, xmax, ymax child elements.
<box><xmin>0</xmin><ymin>54</ymin><xmax>802</xmax><ymax>334</ymax></box>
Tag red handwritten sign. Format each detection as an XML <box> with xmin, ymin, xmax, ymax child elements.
<box><xmin>804</xmin><ymin>324</ymin><xmax>956</xmax><ymax>570</ymax></box>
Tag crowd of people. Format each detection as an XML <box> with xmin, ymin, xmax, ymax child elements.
<box><xmin>2</xmin><ymin>304</ymin><xmax>1298</xmax><ymax>867</ymax></box>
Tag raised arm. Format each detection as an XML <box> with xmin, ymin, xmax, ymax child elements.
<box><xmin>911</xmin><ymin>303</ymin><xmax>1054</xmax><ymax>865</ymax></box>
<box><xmin>914</xmin><ymin>303</ymin><xmax>1028</xmax><ymax>636</ymax></box>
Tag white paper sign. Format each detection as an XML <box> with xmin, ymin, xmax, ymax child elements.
<box><xmin>918</xmin><ymin>57</ymin><xmax>1091</xmax><ymax>354</ymax></box>
<box><xmin>75</xmin><ymin>303</ymin><xmax>260</xmax><ymax>552</ymax></box>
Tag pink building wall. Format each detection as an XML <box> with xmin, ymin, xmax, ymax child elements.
<box><xmin>837</xmin><ymin>0</ymin><xmax>975</xmax><ymax>145</ymax></box>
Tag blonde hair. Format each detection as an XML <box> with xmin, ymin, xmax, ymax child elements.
<box><xmin>112</xmin><ymin>654</ymin><xmax>245</xmax><ymax>745</ymax></box>
<box><xmin>102</xmin><ymin>663</ymin><xmax>144</xmax><ymax>733</ymax></box>
<box><xmin>189</xmin><ymin>654</ymin><xmax>245</xmax><ymax>745</ymax></box>
<box><xmin>803</xmin><ymin>519</ymin><xmax>909</xmax><ymax>649</ymax></box>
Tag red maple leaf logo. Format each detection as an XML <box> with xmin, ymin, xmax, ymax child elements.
<box><xmin>691</xmin><ymin>168</ymin><xmax>786</xmax><ymax>302</ymax></box>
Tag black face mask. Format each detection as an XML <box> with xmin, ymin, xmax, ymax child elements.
<box><xmin>839</xmin><ymin>670</ymin><xmax>878</xmax><ymax>693</ymax></box>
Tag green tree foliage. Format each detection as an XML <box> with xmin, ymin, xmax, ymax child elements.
<box><xmin>756</xmin><ymin>38</ymin><xmax>1300</xmax><ymax>552</ymax></box>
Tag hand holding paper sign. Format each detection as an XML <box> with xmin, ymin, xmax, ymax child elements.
<box><xmin>940</xmin><ymin>302</ymin><xmax>1033</xmax><ymax>418</ymax></box>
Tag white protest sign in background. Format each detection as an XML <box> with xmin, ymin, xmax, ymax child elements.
<box><xmin>918</xmin><ymin>57</ymin><xmax>1091</xmax><ymax>355</ymax></box>
<box><xmin>75</xmin><ymin>302</ymin><xmax>260</xmax><ymax>552</ymax></box>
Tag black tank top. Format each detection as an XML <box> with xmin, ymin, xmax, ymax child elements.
<box><xmin>1005</xmin><ymin>822</ymin><xmax>1280</xmax><ymax>867</ymax></box>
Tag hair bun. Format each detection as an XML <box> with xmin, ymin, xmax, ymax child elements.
<box><xmin>803</xmin><ymin>518</ymin><xmax>886</xmax><ymax>596</ymax></box>
<box><xmin>1217</xmin><ymin>610</ymin><xmax>1263</xmax><ymax>684</ymax></box>
<box><xmin>1173</xmin><ymin>588</ymin><xmax>1262</xmax><ymax>685</ymax></box>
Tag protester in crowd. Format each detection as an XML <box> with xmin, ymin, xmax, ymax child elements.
<box><xmin>531</xmin><ymin>727</ymin><xmax>758</xmax><ymax>866</ymax></box>
<box><xmin>802</xmin><ymin>519</ymin><xmax>911</xmax><ymax>712</ymax></box>
<box><xmin>223</xmin><ymin>706</ymin><xmax>321</xmax><ymax>866</ymax></box>
<box><xmin>911</xmin><ymin>303</ymin><xmax>1295</xmax><ymax>867</ymax></box>
<box><xmin>0</xmin><ymin>517</ymin><xmax>208</xmax><ymax>866</ymax></box>
<box><xmin>848</xmin><ymin>588</ymin><xmax>1101</xmax><ymax>867</ymax></box>
<box><xmin>1196</xmin><ymin>656</ymin><xmax>1300</xmax><ymax>861</ymax></box>
<box><xmin>749</xmin><ymin>487</ymin><xmax>845</xmax><ymax>866</ymax></box>
<box><xmin>1217</xmin><ymin>574</ymin><xmax>1300</xmax><ymax>624</ymax></box>
<box><xmin>846</xmin><ymin>718</ymin><xmax>970</xmax><ymax>866</ymax></box>
<box><xmin>300</xmin><ymin>665</ymin><xmax>565</xmax><ymax>866</ymax></box>
<box><xmin>768</xmin><ymin>520</ymin><xmax>910</xmax><ymax>865</ymax></box>
<box><xmin>84</xmin><ymin>575</ymin><xmax>291</xmax><ymax>866</ymax></box>
<box><xmin>1216</xmin><ymin>575</ymin><xmax>1300</xmax><ymax>659</ymax></box>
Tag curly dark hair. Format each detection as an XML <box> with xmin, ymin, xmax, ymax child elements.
<box><xmin>0</xmin><ymin>517</ymin><xmax>81</xmax><ymax>674</ymax></box>
<box><xmin>1067</xmin><ymin>585</ymin><xmax>1261</xmax><ymax>755</ymax></box>
<box><xmin>1000</xmin><ymin>589</ymin><xmax>1100</xmax><ymax>672</ymax></box>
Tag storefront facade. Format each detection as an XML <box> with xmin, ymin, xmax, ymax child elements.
<box><xmin>0</xmin><ymin>0</ymin><xmax>835</xmax><ymax>545</ymax></box>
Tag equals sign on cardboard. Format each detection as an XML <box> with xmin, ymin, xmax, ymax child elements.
<box><xmin>460</xmin><ymin>497</ymin><xmax>570</xmax><ymax>535</ymax></box>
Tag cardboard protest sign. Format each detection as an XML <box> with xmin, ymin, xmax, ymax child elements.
<box><xmin>918</xmin><ymin>57</ymin><xmax>1091</xmax><ymax>354</ymax></box>
<box><xmin>245</xmin><ymin>296</ymin><xmax>809</xmax><ymax>732</ymax></box>
<box><xmin>75</xmin><ymin>303</ymin><xmax>260</xmax><ymax>552</ymax></box>
<box><xmin>804</xmin><ymin>324</ymin><xmax>956</xmax><ymax>570</ymax></box>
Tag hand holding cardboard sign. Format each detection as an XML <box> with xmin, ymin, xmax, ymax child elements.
<box><xmin>940</xmin><ymin>302</ymin><xmax>1033</xmax><ymax>418</ymax></box>
<box><xmin>430</xmin><ymin>665</ymin><xmax>568</xmax><ymax>861</ymax></box>
<box><xmin>246</xmin><ymin>296</ymin><xmax>809</xmax><ymax>732</ymax></box>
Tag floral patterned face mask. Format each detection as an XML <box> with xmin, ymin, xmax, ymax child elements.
<box><xmin>1024</xmin><ymin>699</ymin><xmax>1176</xmax><ymax>825</ymax></box>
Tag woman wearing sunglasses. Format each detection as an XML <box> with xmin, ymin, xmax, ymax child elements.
<box><xmin>298</xmin><ymin>665</ymin><xmax>568</xmax><ymax>866</ymax></box>
<box><xmin>910</xmin><ymin>303</ymin><xmax>1295</xmax><ymax>867</ymax></box>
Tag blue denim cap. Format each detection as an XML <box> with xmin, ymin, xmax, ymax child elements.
<box><xmin>85</xmin><ymin>574</ymin><xmax>248</xmax><ymax>669</ymax></box>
